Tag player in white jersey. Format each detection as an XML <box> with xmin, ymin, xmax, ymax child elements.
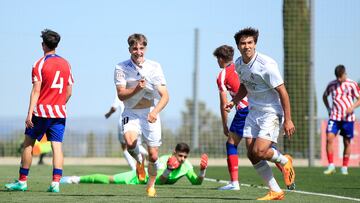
<box><xmin>104</xmin><ymin>94</ymin><xmax>148</xmax><ymax>170</ymax></box>
<box><xmin>323</xmin><ymin>65</ymin><xmax>360</xmax><ymax>175</ymax></box>
<box><xmin>114</xmin><ymin>33</ymin><xmax>169</xmax><ymax>197</ymax></box>
<box><xmin>225</xmin><ymin>28</ymin><xmax>295</xmax><ymax>200</ymax></box>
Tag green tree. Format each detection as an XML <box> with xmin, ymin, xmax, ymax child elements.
<box><xmin>177</xmin><ymin>99</ymin><xmax>223</xmax><ymax>157</ymax></box>
<box><xmin>283</xmin><ymin>0</ymin><xmax>316</xmax><ymax>157</ymax></box>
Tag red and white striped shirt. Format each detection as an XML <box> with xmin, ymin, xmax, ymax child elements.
<box><xmin>325</xmin><ymin>79</ymin><xmax>360</xmax><ymax>121</ymax></box>
<box><xmin>32</xmin><ymin>54</ymin><xmax>74</xmax><ymax>118</ymax></box>
<box><xmin>216</xmin><ymin>63</ymin><xmax>248</xmax><ymax>109</ymax></box>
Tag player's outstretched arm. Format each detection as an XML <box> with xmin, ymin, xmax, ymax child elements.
<box><xmin>159</xmin><ymin>156</ymin><xmax>180</xmax><ymax>184</ymax></box>
<box><xmin>186</xmin><ymin>154</ymin><xmax>208</xmax><ymax>185</ymax></box>
<box><xmin>105</xmin><ymin>107</ymin><xmax>116</xmax><ymax>119</ymax></box>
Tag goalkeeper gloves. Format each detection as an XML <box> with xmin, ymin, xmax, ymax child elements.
<box><xmin>199</xmin><ymin>154</ymin><xmax>208</xmax><ymax>178</ymax></box>
<box><xmin>167</xmin><ymin>156</ymin><xmax>180</xmax><ymax>170</ymax></box>
<box><xmin>200</xmin><ymin>154</ymin><xmax>208</xmax><ymax>170</ymax></box>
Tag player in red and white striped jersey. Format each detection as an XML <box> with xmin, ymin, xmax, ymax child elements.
<box><xmin>323</xmin><ymin>65</ymin><xmax>360</xmax><ymax>175</ymax></box>
<box><xmin>5</xmin><ymin>29</ymin><xmax>73</xmax><ymax>193</ymax></box>
<box><xmin>214</xmin><ymin>45</ymin><xmax>249</xmax><ymax>191</ymax></box>
<box><xmin>32</xmin><ymin>53</ymin><xmax>73</xmax><ymax>118</ymax></box>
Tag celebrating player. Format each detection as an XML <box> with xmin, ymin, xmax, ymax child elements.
<box><xmin>213</xmin><ymin>45</ymin><xmax>249</xmax><ymax>190</ymax></box>
<box><xmin>104</xmin><ymin>94</ymin><xmax>148</xmax><ymax>170</ymax></box>
<box><xmin>114</xmin><ymin>33</ymin><xmax>169</xmax><ymax>197</ymax></box>
<box><xmin>5</xmin><ymin>29</ymin><xmax>74</xmax><ymax>193</ymax></box>
<box><xmin>61</xmin><ymin>143</ymin><xmax>208</xmax><ymax>186</ymax></box>
<box><xmin>323</xmin><ymin>65</ymin><xmax>360</xmax><ymax>175</ymax></box>
<box><xmin>225</xmin><ymin>27</ymin><xmax>295</xmax><ymax>200</ymax></box>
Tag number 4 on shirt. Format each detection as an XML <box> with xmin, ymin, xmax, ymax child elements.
<box><xmin>51</xmin><ymin>71</ymin><xmax>64</xmax><ymax>94</ymax></box>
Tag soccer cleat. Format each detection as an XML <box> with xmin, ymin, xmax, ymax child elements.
<box><xmin>146</xmin><ymin>187</ymin><xmax>157</xmax><ymax>197</ymax></box>
<box><xmin>257</xmin><ymin>190</ymin><xmax>285</xmax><ymax>200</ymax></box>
<box><xmin>218</xmin><ymin>183</ymin><xmax>240</xmax><ymax>191</ymax></box>
<box><xmin>341</xmin><ymin>167</ymin><xmax>348</xmax><ymax>175</ymax></box>
<box><xmin>60</xmin><ymin>176</ymin><xmax>80</xmax><ymax>184</ymax></box>
<box><xmin>136</xmin><ymin>159</ymin><xmax>146</xmax><ymax>183</ymax></box>
<box><xmin>283</xmin><ymin>154</ymin><xmax>296</xmax><ymax>190</ymax></box>
<box><xmin>47</xmin><ymin>182</ymin><xmax>60</xmax><ymax>193</ymax></box>
<box><xmin>323</xmin><ymin>166</ymin><xmax>336</xmax><ymax>175</ymax></box>
<box><xmin>5</xmin><ymin>180</ymin><xmax>27</xmax><ymax>191</ymax></box>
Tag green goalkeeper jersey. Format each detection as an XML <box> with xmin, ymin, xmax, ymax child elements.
<box><xmin>112</xmin><ymin>154</ymin><xmax>202</xmax><ymax>185</ymax></box>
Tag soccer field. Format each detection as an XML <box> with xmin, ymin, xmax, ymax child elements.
<box><xmin>1</xmin><ymin>165</ymin><xmax>359</xmax><ymax>202</ymax></box>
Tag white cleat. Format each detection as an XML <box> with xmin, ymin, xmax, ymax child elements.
<box><xmin>218</xmin><ymin>183</ymin><xmax>240</xmax><ymax>191</ymax></box>
<box><xmin>60</xmin><ymin>176</ymin><xmax>80</xmax><ymax>184</ymax></box>
<box><xmin>341</xmin><ymin>167</ymin><xmax>348</xmax><ymax>175</ymax></box>
<box><xmin>323</xmin><ymin>166</ymin><xmax>336</xmax><ymax>175</ymax></box>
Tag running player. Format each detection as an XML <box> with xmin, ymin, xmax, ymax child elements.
<box><xmin>114</xmin><ymin>33</ymin><xmax>169</xmax><ymax>197</ymax></box>
<box><xmin>225</xmin><ymin>27</ymin><xmax>295</xmax><ymax>200</ymax></box>
<box><xmin>5</xmin><ymin>29</ymin><xmax>74</xmax><ymax>193</ymax></box>
<box><xmin>213</xmin><ymin>45</ymin><xmax>249</xmax><ymax>190</ymax></box>
<box><xmin>323</xmin><ymin>65</ymin><xmax>360</xmax><ymax>175</ymax></box>
<box><xmin>61</xmin><ymin>143</ymin><xmax>208</xmax><ymax>186</ymax></box>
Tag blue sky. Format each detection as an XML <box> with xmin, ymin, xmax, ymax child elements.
<box><xmin>0</xmin><ymin>0</ymin><xmax>359</xmax><ymax>123</ymax></box>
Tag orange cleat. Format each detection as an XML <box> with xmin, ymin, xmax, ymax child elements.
<box><xmin>257</xmin><ymin>190</ymin><xmax>285</xmax><ymax>200</ymax></box>
<box><xmin>136</xmin><ymin>159</ymin><xmax>146</xmax><ymax>183</ymax></box>
<box><xmin>146</xmin><ymin>187</ymin><xmax>157</xmax><ymax>197</ymax></box>
<box><xmin>283</xmin><ymin>154</ymin><xmax>296</xmax><ymax>190</ymax></box>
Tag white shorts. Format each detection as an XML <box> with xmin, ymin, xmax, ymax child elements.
<box><xmin>117</xmin><ymin>118</ymin><xmax>143</xmax><ymax>146</ymax></box>
<box><xmin>122</xmin><ymin>107</ymin><xmax>162</xmax><ymax>147</ymax></box>
<box><xmin>243</xmin><ymin>110</ymin><xmax>283</xmax><ymax>143</ymax></box>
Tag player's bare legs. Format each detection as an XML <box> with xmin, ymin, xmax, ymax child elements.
<box><xmin>341</xmin><ymin>137</ymin><xmax>351</xmax><ymax>175</ymax></box>
<box><xmin>46</xmin><ymin>141</ymin><xmax>64</xmax><ymax>192</ymax></box>
<box><xmin>324</xmin><ymin>133</ymin><xmax>336</xmax><ymax>174</ymax></box>
<box><xmin>245</xmin><ymin>138</ymin><xmax>285</xmax><ymax>200</ymax></box>
<box><xmin>124</xmin><ymin>131</ymin><xmax>145</xmax><ymax>181</ymax></box>
<box><xmin>147</xmin><ymin>146</ymin><xmax>159</xmax><ymax>197</ymax></box>
<box><xmin>253</xmin><ymin>138</ymin><xmax>295</xmax><ymax>190</ymax></box>
<box><xmin>21</xmin><ymin>136</ymin><xmax>36</xmax><ymax>169</ymax></box>
<box><xmin>51</xmin><ymin>142</ymin><xmax>64</xmax><ymax>170</ymax></box>
<box><xmin>4</xmin><ymin>135</ymin><xmax>35</xmax><ymax>191</ymax></box>
<box><xmin>121</xmin><ymin>143</ymin><xmax>136</xmax><ymax>170</ymax></box>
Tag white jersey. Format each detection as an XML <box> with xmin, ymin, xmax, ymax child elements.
<box><xmin>111</xmin><ymin>94</ymin><xmax>124</xmax><ymax>111</ymax></box>
<box><xmin>114</xmin><ymin>58</ymin><xmax>166</xmax><ymax>109</ymax></box>
<box><xmin>235</xmin><ymin>52</ymin><xmax>284</xmax><ymax>114</ymax></box>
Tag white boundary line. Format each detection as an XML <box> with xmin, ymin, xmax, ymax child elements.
<box><xmin>205</xmin><ymin>178</ymin><xmax>360</xmax><ymax>202</ymax></box>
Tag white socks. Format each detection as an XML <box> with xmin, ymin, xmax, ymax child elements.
<box><xmin>139</xmin><ymin>144</ymin><xmax>148</xmax><ymax>156</ymax></box>
<box><xmin>270</xmin><ymin>148</ymin><xmax>288</xmax><ymax>165</ymax></box>
<box><xmin>127</xmin><ymin>145</ymin><xmax>143</xmax><ymax>163</ymax></box>
<box><xmin>254</xmin><ymin>160</ymin><xmax>282</xmax><ymax>192</ymax></box>
<box><xmin>123</xmin><ymin>150</ymin><xmax>136</xmax><ymax>170</ymax></box>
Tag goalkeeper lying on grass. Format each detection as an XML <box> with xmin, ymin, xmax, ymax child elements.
<box><xmin>61</xmin><ymin>143</ymin><xmax>208</xmax><ymax>185</ymax></box>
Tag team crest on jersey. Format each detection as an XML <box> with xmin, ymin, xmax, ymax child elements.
<box><xmin>116</xmin><ymin>70</ymin><xmax>124</xmax><ymax>80</ymax></box>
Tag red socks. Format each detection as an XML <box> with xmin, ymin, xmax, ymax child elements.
<box><xmin>343</xmin><ymin>155</ymin><xmax>350</xmax><ymax>167</ymax></box>
<box><xmin>227</xmin><ymin>155</ymin><xmax>238</xmax><ymax>181</ymax></box>
<box><xmin>327</xmin><ymin>152</ymin><xmax>334</xmax><ymax>164</ymax></box>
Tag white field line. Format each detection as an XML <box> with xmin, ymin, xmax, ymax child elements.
<box><xmin>205</xmin><ymin>178</ymin><xmax>360</xmax><ymax>202</ymax></box>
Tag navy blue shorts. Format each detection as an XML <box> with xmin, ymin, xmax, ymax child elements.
<box><xmin>25</xmin><ymin>116</ymin><xmax>66</xmax><ymax>142</ymax></box>
<box><xmin>229</xmin><ymin>107</ymin><xmax>249</xmax><ymax>137</ymax></box>
<box><xmin>326</xmin><ymin>119</ymin><xmax>354</xmax><ymax>139</ymax></box>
